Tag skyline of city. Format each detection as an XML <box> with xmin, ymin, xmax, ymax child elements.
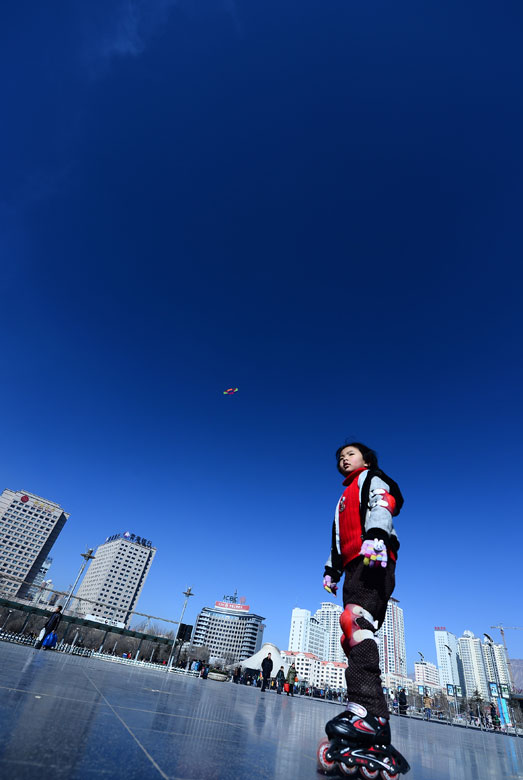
<box><xmin>0</xmin><ymin>484</ymin><xmax>522</xmax><ymax>676</ymax></box>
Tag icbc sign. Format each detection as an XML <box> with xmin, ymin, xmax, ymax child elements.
<box><xmin>215</xmin><ymin>601</ymin><xmax>249</xmax><ymax>611</ymax></box>
<box><xmin>20</xmin><ymin>495</ymin><xmax>29</xmax><ymax>503</ymax></box>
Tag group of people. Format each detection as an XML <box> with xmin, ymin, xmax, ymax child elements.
<box><xmin>259</xmin><ymin>653</ymin><xmax>298</xmax><ymax>696</ymax></box>
<box><xmin>189</xmin><ymin>659</ymin><xmax>211</xmax><ymax>678</ymax></box>
<box><xmin>391</xmin><ymin>689</ymin><xmax>409</xmax><ymax>716</ymax></box>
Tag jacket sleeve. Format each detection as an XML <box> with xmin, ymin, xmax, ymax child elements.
<box><xmin>323</xmin><ymin>517</ymin><xmax>343</xmax><ymax>582</ymax></box>
<box><xmin>362</xmin><ymin>475</ymin><xmax>394</xmax><ymax>544</ymax></box>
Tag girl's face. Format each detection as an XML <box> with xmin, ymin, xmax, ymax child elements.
<box><xmin>338</xmin><ymin>446</ymin><xmax>368</xmax><ymax>475</ymax></box>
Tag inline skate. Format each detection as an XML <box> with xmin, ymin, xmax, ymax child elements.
<box><xmin>317</xmin><ymin>703</ymin><xmax>410</xmax><ymax>778</ymax></box>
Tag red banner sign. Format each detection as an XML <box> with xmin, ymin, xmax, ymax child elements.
<box><xmin>215</xmin><ymin>601</ymin><xmax>249</xmax><ymax>611</ymax></box>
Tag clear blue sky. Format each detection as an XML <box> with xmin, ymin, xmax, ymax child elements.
<box><xmin>1</xmin><ymin>1</ymin><xmax>523</xmax><ymax>670</ymax></box>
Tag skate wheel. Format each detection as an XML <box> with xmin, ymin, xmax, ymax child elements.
<box><xmin>360</xmin><ymin>767</ymin><xmax>379</xmax><ymax>779</ymax></box>
<box><xmin>317</xmin><ymin>739</ymin><xmax>336</xmax><ymax>774</ymax></box>
<box><xmin>339</xmin><ymin>761</ymin><xmax>358</xmax><ymax>775</ymax></box>
<box><xmin>380</xmin><ymin>770</ymin><xmax>398</xmax><ymax>780</ymax></box>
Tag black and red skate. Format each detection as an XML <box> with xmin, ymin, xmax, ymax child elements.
<box><xmin>317</xmin><ymin>703</ymin><xmax>410</xmax><ymax>778</ymax></box>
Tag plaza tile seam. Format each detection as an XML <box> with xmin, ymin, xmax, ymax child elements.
<box><xmin>0</xmin><ymin>683</ymin><xmax>104</xmax><ymax>705</ymax></box>
<box><xmin>82</xmin><ymin>668</ymin><xmax>170</xmax><ymax>780</ymax></box>
<box><xmin>112</xmin><ymin>701</ymin><xmax>252</xmax><ymax>730</ymax></box>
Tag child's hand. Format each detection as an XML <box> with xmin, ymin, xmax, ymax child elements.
<box><xmin>360</xmin><ymin>538</ymin><xmax>388</xmax><ymax>568</ymax></box>
<box><xmin>323</xmin><ymin>574</ymin><xmax>338</xmax><ymax>595</ymax></box>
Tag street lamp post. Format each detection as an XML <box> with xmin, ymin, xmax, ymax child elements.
<box><xmin>484</xmin><ymin>632</ymin><xmax>505</xmax><ymax>728</ymax></box>
<box><xmin>167</xmin><ymin>586</ymin><xmax>194</xmax><ymax>671</ymax></box>
<box><xmin>1</xmin><ymin>609</ymin><xmax>13</xmax><ymax>631</ymax></box>
<box><xmin>444</xmin><ymin>644</ymin><xmax>457</xmax><ymax>723</ymax></box>
<box><xmin>417</xmin><ymin>652</ymin><xmax>425</xmax><ymax>713</ymax></box>
<box><xmin>62</xmin><ymin>549</ymin><xmax>95</xmax><ymax>613</ymax></box>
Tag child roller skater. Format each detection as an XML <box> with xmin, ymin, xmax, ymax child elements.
<box><xmin>317</xmin><ymin>442</ymin><xmax>410</xmax><ymax>778</ymax></box>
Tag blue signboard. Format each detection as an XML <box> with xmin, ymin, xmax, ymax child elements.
<box><xmin>105</xmin><ymin>532</ymin><xmax>153</xmax><ymax>548</ymax></box>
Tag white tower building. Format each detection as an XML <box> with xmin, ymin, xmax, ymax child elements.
<box><xmin>75</xmin><ymin>531</ymin><xmax>156</xmax><ymax>627</ymax></box>
<box><xmin>482</xmin><ymin>639</ymin><xmax>511</xmax><ymax>689</ymax></box>
<box><xmin>288</xmin><ymin>608</ymin><xmax>329</xmax><ymax>659</ymax></box>
<box><xmin>458</xmin><ymin>630</ymin><xmax>489</xmax><ymax>699</ymax></box>
<box><xmin>27</xmin><ymin>556</ymin><xmax>52</xmax><ymax>601</ymax></box>
<box><xmin>434</xmin><ymin>627</ymin><xmax>461</xmax><ymax>688</ymax></box>
<box><xmin>314</xmin><ymin>602</ymin><xmax>344</xmax><ymax>663</ymax></box>
<box><xmin>0</xmin><ymin>489</ymin><xmax>69</xmax><ymax>599</ymax></box>
<box><xmin>376</xmin><ymin>598</ymin><xmax>407</xmax><ymax>677</ymax></box>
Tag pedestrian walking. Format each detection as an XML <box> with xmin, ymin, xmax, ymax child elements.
<box><xmin>261</xmin><ymin>652</ymin><xmax>273</xmax><ymax>692</ymax></box>
<box><xmin>286</xmin><ymin>663</ymin><xmax>296</xmax><ymax>696</ymax></box>
<box><xmin>423</xmin><ymin>694</ymin><xmax>432</xmax><ymax>720</ymax></box>
<box><xmin>36</xmin><ymin>605</ymin><xmax>62</xmax><ymax>650</ymax></box>
<box><xmin>398</xmin><ymin>688</ymin><xmax>408</xmax><ymax>716</ymax></box>
<box><xmin>276</xmin><ymin>666</ymin><xmax>285</xmax><ymax>694</ymax></box>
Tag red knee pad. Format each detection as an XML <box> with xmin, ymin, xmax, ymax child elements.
<box><xmin>339</xmin><ymin>604</ymin><xmax>376</xmax><ymax>657</ymax></box>
<box><xmin>339</xmin><ymin>606</ymin><xmax>358</xmax><ymax>655</ymax></box>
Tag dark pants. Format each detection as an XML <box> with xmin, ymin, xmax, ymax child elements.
<box><xmin>342</xmin><ymin>557</ymin><xmax>396</xmax><ymax>718</ymax></box>
<box><xmin>261</xmin><ymin>676</ymin><xmax>270</xmax><ymax>691</ymax></box>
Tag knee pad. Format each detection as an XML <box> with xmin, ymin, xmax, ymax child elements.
<box><xmin>340</xmin><ymin>604</ymin><xmax>378</xmax><ymax>655</ymax></box>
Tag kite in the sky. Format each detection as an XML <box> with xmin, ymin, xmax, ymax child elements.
<box><xmin>223</xmin><ymin>387</ymin><xmax>238</xmax><ymax>395</ymax></box>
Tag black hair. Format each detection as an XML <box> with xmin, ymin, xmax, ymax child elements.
<box><xmin>335</xmin><ymin>441</ymin><xmax>378</xmax><ymax>474</ymax></box>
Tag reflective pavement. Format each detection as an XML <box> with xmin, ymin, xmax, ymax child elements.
<box><xmin>0</xmin><ymin>643</ymin><xmax>522</xmax><ymax>779</ymax></box>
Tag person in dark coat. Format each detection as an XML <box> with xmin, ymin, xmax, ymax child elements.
<box><xmin>398</xmin><ymin>688</ymin><xmax>408</xmax><ymax>715</ymax></box>
<box><xmin>286</xmin><ymin>663</ymin><xmax>297</xmax><ymax>697</ymax></box>
<box><xmin>276</xmin><ymin>666</ymin><xmax>285</xmax><ymax>694</ymax></box>
<box><xmin>37</xmin><ymin>606</ymin><xmax>62</xmax><ymax>649</ymax></box>
<box><xmin>261</xmin><ymin>652</ymin><xmax>273</xmax><ymax>692</ymax></box>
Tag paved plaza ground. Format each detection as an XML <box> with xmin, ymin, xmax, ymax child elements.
<box><xmin>0</xmin><ymin>642</ymin><xmax>522</xmax><ymax>780</ymax></box>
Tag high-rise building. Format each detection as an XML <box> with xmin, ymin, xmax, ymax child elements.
<box><xmin>458</xmin><ymin>630</ymin><xmax>489</xmax><ymax>699</ymax></box>
<box><xmin>27</xmin><ymin>556</ymin><xmax>52</xmax><ymax>601</ymax></box>
<box><xmin>192</xmin><ymin>593</ymin><xmax>265</xmax><ymax>664</ymax></box>
<box><xmin>482</xmin><ymin>639</ymin><xmax>511</xmax><ymax>690</ymax></box>
<box><xmin>313</xmin><ymin>602</ymin><xmax>344</xmax><ymax>663</ymax></box>
<box><xmin>288</xmin><ymin>608</ymin><xmax>329</xmax><ymax>659</ymax></box>
<box><xmin>414</xmin><ymin>661</ymin><xmax>441</xmax><ymax>688</ymax></box>
<box><xmin>75</xmin><ymin>531</ymin><xmax>156</xmax><ymax>627</ymax></box>
<box><xmin>37</xmin><ymin>579</ymin><xmax>54</xmax><ymax>604</ymax></box>
<box><xmin>0</xmin><ymin>490</ymin><xmax>69</xmax><ymax>599</ymax></box>
<box><xmin>434</xmin><ymin>627</ymin><xmax>461</xmax><ymax>688</ymax></box>
<box><xmin>376</xmin><ymin>598</ymin><xmax>407</xmax><ymax>677</ymax></box>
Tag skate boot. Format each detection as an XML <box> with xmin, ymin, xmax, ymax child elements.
<box><xmin>317</xmin><ymin>702</ymin><xmax>410</xmax><ymax>778</ymax></box>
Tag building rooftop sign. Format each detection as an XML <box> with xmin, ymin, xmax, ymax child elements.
<box><xmin>215</xmin><ymin>601</ymin><xmax>249</xmax><ymax>612</ymax></box>
<box><xmin>105</xmin><ymin>532</ymin><xmax>153</xmax><ymax>548</ymax></box>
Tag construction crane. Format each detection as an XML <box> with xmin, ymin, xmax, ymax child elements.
<box><xmin>490</xmin><ymin>624</ymin><xmax>523</xmax><ymax>691</ymax></box>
